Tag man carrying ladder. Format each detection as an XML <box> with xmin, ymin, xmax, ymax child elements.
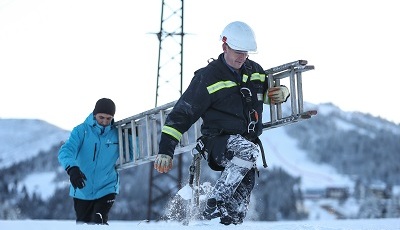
<box><xmin>154</xmin><ymin>21</ymin><xmax>292</xmax><ymax>225</ymax></box>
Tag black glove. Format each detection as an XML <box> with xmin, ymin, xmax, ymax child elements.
<box><xmin>67</xmin><ymin>166</ymin><xmax>87</xmax><ymax>189</ymax></box>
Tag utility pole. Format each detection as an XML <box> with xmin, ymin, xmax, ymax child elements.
<box><xmin>147</xmin><ymin>0</ymin><xmax>185</xmax><ymax>220</ymax></box>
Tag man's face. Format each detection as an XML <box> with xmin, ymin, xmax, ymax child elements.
<box><xmin>223</xmin><ymin>43</ymin><xmax>249</xmax><ymax>70</ymax></box>
<box><xmin>95</xmin><ymin>113</ymin><xmax>113</xmax><ymax>126</ymax></box>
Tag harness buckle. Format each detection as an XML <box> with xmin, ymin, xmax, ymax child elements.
<box><xmin>240</xmin><ymin>87</ymin><xmax>252</xmax><ymax>103</ymax></box>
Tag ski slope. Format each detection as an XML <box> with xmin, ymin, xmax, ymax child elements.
<box><xmin>259</xmin><ymin>126</ymin><xmax>354</xmax><ymax>190</ymax></box>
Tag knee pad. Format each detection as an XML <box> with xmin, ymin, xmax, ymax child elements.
<box><xmin>231</xmin><ymin>156</ymin><xmax>254</xmax><ymax>169</ymax></box>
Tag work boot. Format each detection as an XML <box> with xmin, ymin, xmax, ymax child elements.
<box><xmin>231</xmin><ymin>212</ymin><xmax>245</xmax><ymax>225</ymax></box>
<box><xmin>232</xmin><ymin>216</ymin><xmax>243</xmax><ymax>225</ymax></box>
<box><xmin>202</xmin><ymin>198</ymin><xmax>221</xmax><ymax>220</ymax></box>
<box><xmin>217</xmin><ymin>201</ymin><xmax>233</xmax><ymax>225</ymax></box>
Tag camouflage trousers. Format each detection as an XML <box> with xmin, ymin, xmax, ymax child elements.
<box><xmin>210</xmin><ymin>134</ymin><xmax>259</xmax><ymax>219</ymax></box>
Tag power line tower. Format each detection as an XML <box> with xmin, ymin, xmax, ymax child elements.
<box><xmin>147</xmin><ymin>0</ymin><xmax>185</xmax><ymax>220</ymax></box>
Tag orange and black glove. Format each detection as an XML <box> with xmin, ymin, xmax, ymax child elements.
<box><xmin>266</xmin><ymin>86</ymin><xmax>290</xmax><ymax>104</ymax></box>
<box><xmin>154</xmin><ymin>154</ymin><xmax>173</xmax><ymax>173</ymax></box>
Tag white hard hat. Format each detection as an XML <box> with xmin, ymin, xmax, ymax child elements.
<box><xmin>220</xmin><ymin>21</ymin><xmax>257</xmax><ymax>52</ymax></box>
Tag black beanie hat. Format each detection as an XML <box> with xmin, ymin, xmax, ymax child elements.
<box><xmin>93</xmin><ymin>98</ymin><xmax>116</xmax><ymax>116</ymax></box>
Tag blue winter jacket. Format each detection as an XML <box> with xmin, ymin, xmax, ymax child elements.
<box><xmin>58</xmin><ymin>113</ymin><xmax>121</xmax><ymax>200</ymax></box>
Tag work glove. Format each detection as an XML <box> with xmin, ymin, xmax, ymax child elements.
<box><xmin>67</xmin><ymin>166</ymin><xmax>87</xmax><ymax>189</ymax></box>
<box><xmin>266</xmin><ymin>85</ymin><xmax>290</xmax><ymax>104</ymax></box>
<box><xmin>154</xmin><ymin>154</ymin><xmax>173</xmax><ymax>173</ymax></box>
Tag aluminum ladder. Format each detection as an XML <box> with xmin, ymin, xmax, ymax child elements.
<box><xmin>114</xmin><ymin>59</ymin><xmax>316</xmax><ymax>170</ymax></box>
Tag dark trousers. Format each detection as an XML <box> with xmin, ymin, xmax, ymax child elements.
<box><xmin>73</xmin><ymin>193</ymin><xmax>116</xmax><ymax>225</ymax></box>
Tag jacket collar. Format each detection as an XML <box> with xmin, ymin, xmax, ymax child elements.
<box><xmin>84</xmin><ymin>113</ymin><xmax>114</xmax><ymax>135</ymax></box>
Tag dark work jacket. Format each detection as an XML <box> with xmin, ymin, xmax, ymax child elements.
<box><xmin>159</xmin><ymin>53</ymin><xmax>269</xmax><ymax>158</ymax></box>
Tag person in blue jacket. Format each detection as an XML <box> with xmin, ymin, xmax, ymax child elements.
<box><xmin>58</xmin><ymin>98</ymin><xmax>121</xmax><ymax>225</ymax></box>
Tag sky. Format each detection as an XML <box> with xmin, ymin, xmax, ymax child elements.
<box><xmin>1</xmin><ymin>0</ymin><xmax>399</xmax><ymax>131</ymax></box>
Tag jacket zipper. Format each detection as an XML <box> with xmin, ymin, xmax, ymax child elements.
<box><xmin>93</xmin><ymin>143</ymin><xmax>97</xmax><ymax>161</ymax></box>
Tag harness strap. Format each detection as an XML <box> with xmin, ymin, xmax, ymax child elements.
<box><xmin>254</xmin><ymin>137</ymin><xmax>268</xmax><ymax>168</ymax></box>
<box><xmin>240</xmin><ymin>87</ymin><xmax>258</xmax><ymax>140</ymax></box>
<box><xmin>193</xmin><ymin>136</ymin><xmax>207</xmax><ymax>160</ymax></box>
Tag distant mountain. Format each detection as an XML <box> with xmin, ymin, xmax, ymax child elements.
<box><xmin>282</xmin><ymin>102</ymin><xmax>400</xmax><ymax>186</ymax></box>
<box><xmin>0</xmin><ymin>102</ymin><xmax>399</xmax><ymax>220</ymax></box>
<box><xmin>0</xmin><ymin>119</ymin><xmax>70</xmax><ymax>169</ymax></box>
<box><xmin>2</xmin><ymin>102</ymin><xmax>398</xmax><ymax>180</ymax></box>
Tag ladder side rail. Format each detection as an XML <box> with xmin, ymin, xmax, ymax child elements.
<box><xmin>145</xmin><ymin>115</ymin><xmax>152</xmax><ymax>160</ymax></box>
<box><xmin>275</xmin><ymin>78</ymin><xmax>283</xmax><ymax>120</ymax></box>
<box><xmin>151</xmin><ymin>114</ymin><xmax>159</xmax><ymax>157</ymax></box>
<box><xmin>265</xmin><ymin>60</ymin><xmax>307</xmax><ymax>75</ymax></box>
<box><xmin>272</xmin><ymin>69</ymin><xmax>292</xmax><ymax>80</ymax></box>
<box><xmin>301</xmin><ymin>65</ymin><xmax>315</xmax><ymax>72</ymax></box>
<box><xmin>268</xmin><ymin>73</ymin><xmax>277</xmax><ymax>123</ymax></box>
<box><xmin>159</xmin><ymin>108</ymin><xmax>166</xmax><ymax>127</ymax></box>
<box><xmin>263</xmin><ymin>115</ymin><xmax>299</xmax><ymax>130</ymax></box>
<box><xmin>270</xmin><ymin>65</ymin><xmax>314</xmax><ymax>80</ymax></box>
<box><xmin>296</xmin><ymin>71</ymin><xmax>304</xmax><ymax>113</ymax></box>
<box><xmin>158</xmin><ymin>109</ymin><xmax>167</xmax><ymax>155</ymax></box>
<box><xmin>114</xmin><ymin>101</ymin><xmax>176</xmax><ymax>126</ymax></box>
<box><xmin>123</xmin><ymin>128</ymin><xmax>130</xmax><ymax>164</ymax></box>
<box><xmin>117</xmin><ymin>158</ymin><xmax>156</xmax><ymax>171</ymax></box>
<box><xmin>289</xmin><ymin>68</ymin><xmax>298</xmax><ymax>116</ymax></box>
<box><xmin>296</xmin><ymin>65</ymin><xmax>314</xmax><ymax>114</ymax></box>
<box><xmin>131</xmin><ymin>120</ymin><xmax>138</xmax><ymax>164</ymax></box>
<box><xmin>117</xmin><ymin>125</ymin><xmax>124</xmax><ymax>167</ymax></box>
<box><xmin>138</xmin><ymin>122</ymin><xmax>144</xmax><ymax>162</ymax></box>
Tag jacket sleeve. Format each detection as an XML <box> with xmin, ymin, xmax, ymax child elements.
<box><xmin>158</xmin><ymin>72</ymin><xmax>211</xmax><ymax>158</ymax></box>
<box><xmin>58</xmin><ymin>125</ymin><xmax>85</xmax><ymax>171</ymax></box>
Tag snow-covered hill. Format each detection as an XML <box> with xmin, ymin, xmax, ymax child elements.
<box><xmin>0</xmin><ymin>119</ymin><xmax>70</xmax><ymax>169</ymax></box>
<box><xmin>1</xmin><ymin>102</ymin><xmax>399</xmax><ymax>221</ymax></box>
<box><xmin>260</xmin><ymin>127</ymin><xmax>354</xmax><ymax>190</ymax></box>
<box><xmin>260</xmin><ymin>101</ymin><xmax>400</xmax><ymax>191</ymax></box>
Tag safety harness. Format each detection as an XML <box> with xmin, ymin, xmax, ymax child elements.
<box><xmin>239</xmin><ymin>85</ymin><xmax>268</xmax><ymax>169</ymax></box>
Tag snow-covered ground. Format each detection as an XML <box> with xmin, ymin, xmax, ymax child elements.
<box><xmin>1</xmin><ymin>218</ymin><xmax>399</xmax><ymax>230</ymax></box>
